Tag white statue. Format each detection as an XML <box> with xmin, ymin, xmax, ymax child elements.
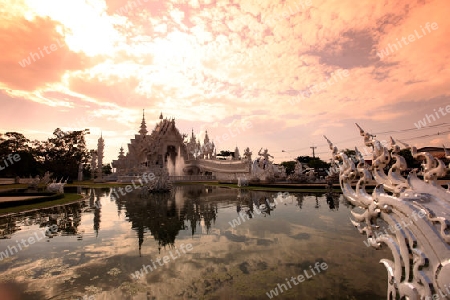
<box><xmin>250</xmin><ymin>148</ymin><xmax>277</xmax><ymax>182</ymax></box>
<box><xmin>294</xmin><ymin>161</ymin><xmax>303</xmax><ymax>175</ymax></box>
<box><xmin>47</xmin><ymin>177</ymin><xmax>67</xmax><ymax>194</ymax></box>
<box><xmin>258</xmin><ymin>148</ymin><xmax>274</xmax><ymax>169</ymax></box>
<box><xmin>242</xmin><ymin>147</ymin><xmax>252</xmax><ymax>164</ymax></box>
<box><xmin>325</xmin><ymin>125</ymin><xmax>450</xmax><ymax>300</ymax></box>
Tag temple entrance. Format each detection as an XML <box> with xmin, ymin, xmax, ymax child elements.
<box><xmin>165</xmin><ymin>145</ymin><xmax>185</xmax><ymax>176</ymax></box>
<box><xmin>184</xmin><ymin>166</ymin><xmax>200</xmax><ymax>175</ymax></box>
<box><xmin>165</xmin><ymin>145</ymin><xmax>177</xmax><ymax>165</ymax></box>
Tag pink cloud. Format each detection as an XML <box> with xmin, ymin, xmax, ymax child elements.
<box><xmin>0</xmin><ymin>0</ymin><xmax>449</xmax><ymax>165</ymax></box>
<box><xmin>0</xmin><ymin>16</ymin><xmax>91</xmax><ymax>91</ymax></box>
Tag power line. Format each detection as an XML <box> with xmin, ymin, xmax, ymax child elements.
<box><xmin>279</xmin><ymin>128</ymin><xmax>450</xmax><ymax>159</ymax></box>
<box><xmin>399</xmin><ymin>130</ymin><xmax>450</xmax><ymax>142</ymax></box>
<box><xmin>375</xmin><ymin>122</ymin><xmax>450</xmax><ymax>135</ymax></box>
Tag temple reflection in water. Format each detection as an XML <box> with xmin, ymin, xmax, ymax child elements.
<box><xmin>0</xmin><ymin>185</ymin><xmax>341</xmax><ymax>247</ymax></box>
<box><xmin>0</xmin><ymin>185</ymin><xmax>390</xmax><ymax>300</ymax></box>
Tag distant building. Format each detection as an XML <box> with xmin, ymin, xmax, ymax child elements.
<box><xmin>361</xmin><ymin>146</ymin><xmax>448</xmax><ymax>167</ymax></box>
<box><xmin>417</xmin><ymin>147</ymin><xmax>448</xmax><ymax>160</ymax></box>
<box><xmin>112</xmin><ymin>111</ymin><xmax>188</xmax><ymax>177</ymax></box>
<box><xmin>111</xmin><ymin>111</ymin><xmax>252</xmax><ymax>181</ymax></box>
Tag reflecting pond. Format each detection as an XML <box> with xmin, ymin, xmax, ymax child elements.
<box><xmin>0</xmin><ymin>185</ymin><xmax>390</xmax><ymax>299</ymax></box>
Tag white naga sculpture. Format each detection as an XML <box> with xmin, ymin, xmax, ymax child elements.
<box><xmin>27</xmin><ymin>171</ymin><xmax>53</xmax><ymax>189</ymax></box>
<box><xmin>47</xmin><ymin>177</ymin><xmax>67</xmax><ymax>194</ymax></box>
<box><xmin>324</xmin><ymin>124</ymin><xmax>450</xmax><ymax>299</ymax></box>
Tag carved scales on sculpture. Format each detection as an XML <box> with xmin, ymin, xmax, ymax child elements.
<box><xmin>324</xmin><ymin>124</ymin><xmax>450</xmax><ymax>299</ymax></box>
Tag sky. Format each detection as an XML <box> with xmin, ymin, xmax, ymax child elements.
<box><xmin>0</xmin><ymin>0</ymin><xmax>449</xmax><ymax>165</ymax></box>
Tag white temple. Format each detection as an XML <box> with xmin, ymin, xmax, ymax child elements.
<box><xmin>112</xmin><ymin>111</ymin><xmax>188</xmax><ymax>177</ymax></box>
<box><xmin>109</xmin><ymin>111</ymin><xmax>285</xmax><ymax>182</ymax></box>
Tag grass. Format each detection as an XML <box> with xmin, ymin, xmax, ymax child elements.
<box><xmin>0</xmin><ymin>184</ymin><xmax>28</xmax><ymax>190</ymax></box>
<box><xmin>0</xmin><ymin>193</ymin><xmax>85</xmax><ymax>215</ymax></box>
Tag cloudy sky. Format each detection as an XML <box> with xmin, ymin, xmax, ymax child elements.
<box><xmin>0</xmin><ymin>0</ymin><xmax>449</xmax><ymax>164</ymax></box>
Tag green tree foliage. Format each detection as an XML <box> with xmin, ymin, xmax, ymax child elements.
<box><xmin>280</xmin><ymin>161</ymin><xmax>296</xmax><ymax>175</ymax></box>
<box><xmin>40</xmin><ymin>129</ymin><xmax>90</xmax><ymax>180</ymax></box>
<box><xmin>343</xmin><ymin>149</ymin><xmax>356</xmax><ymax>158</ymax></box>
<box><xmin>296</xmin><ymin>156</ymin><xmax>330</xmax><ymax>169</ymax></box>
<box><xmin>397</xmin><ymin>149</ymin><xmax>421</xmax><ymax>169</ymax></box>
<box><xmin>0</xmin><ymin>132</ymin><xmax>31</xmax><ymax>153</ymax></box>
<box><xmin>102</xmin><ymin>163</ymin><xmax>112</xmax><ymax>175</ymax></box>
<box><xmin>0</xmin><ymin>129</ymin><xmax>91</xmax><ymax>180</ymax></box>
<box><xmin>218</xmin><ymin>150</ymin><xmax>232</xmax><ymax>157</ymax></box>
<box><xmin>83</xmin><ymin>164</ymin><xmax>92</xmax><ymax>180</ymax></box>
<box><xmin>0</xmin><ymin>132</ymin><xmax>38</xmax><ymax>177</ymax></box>
<box><xmin>382</xmin><ymin>148</ymin><xmax>422</xmax><ymax>173</ymax></box>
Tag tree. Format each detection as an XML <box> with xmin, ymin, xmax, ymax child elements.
<box><xmin>382</xmin><ymin>149</ymin><xmax>421</xmax><ymax>172</ymax></box>
<box><xmin>343</xmin><ymin>149</ymin><xmax>356</xmax><ymax>158</ymax></box>
<box><xmin>397</xmin><ymin>149</ymin><xmax>421</xmax><ymax>170</ymax></box>
<box><xmin>83</xmin><ymin>164</ymin><xmax>92</xmax><ymax>180</ymax></box>
<box><xmin>34</xmin><ymin>129</ymin><xmax>91</xmax><ymax>180</ymax></box>
<box><xmin>280</xmin><ymin>161</ymin><xmax>296</xmax><ymax>175</ymax></box>
<box><xmin>296</xmin><ymin>156</ymin><xmax>330</xmax><ymax>169</ymax></box>
<box><xmin>0</xmin><ymin>132</ymin><xmax>31</xmax><ymax>153</ymax></box>
<box><xmin>0</xmin><ymin>132</ymin><xmax>38</xmax><ymax>177</ymax></box>
<box><xmin>296</xmin><ymin>156</ymin><xmax>313</xmax><ymax>164</ymax></box>
<box><xmin>102</xmin><ymin>164</ymin><xmax>112</xmax><ymax>175</ymax></box>
<box><xmin>218</xmin><ymin>150</ymin><xmax>233</xmax><ymax>157</ymax></box>
<box><xmin>0</xmin><ymin>129</ymin><xmax>91</xmax><ymax>179</ymax></box>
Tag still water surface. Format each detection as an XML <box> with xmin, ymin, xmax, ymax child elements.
<box><xmin>0</xmin><ymin>185</ymin><xmax>390</xmax><ymax>299</ymax></box>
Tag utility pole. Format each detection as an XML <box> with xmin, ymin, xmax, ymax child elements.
<box><xmin>310</xmin><ymin>146</ymin><xmax>317</xmax><ymax>158</ymax></box>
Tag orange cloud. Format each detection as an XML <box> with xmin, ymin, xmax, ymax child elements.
<box><xmin>0</xmin><ymin>0</ymin><xmax>449</xmax><ymax>164</ymax></box>
<box><xmin>0</xmin><ymin>15</ymin><xmax>90</xmax><ymax>91</ymax></box>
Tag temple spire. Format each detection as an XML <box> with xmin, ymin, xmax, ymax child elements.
<box><xmin>118</xmin><ymin>146</ymin><xmax>125</xmax><ymax>159</ymax></box>
<box><xmin>139</xmin><ymin>109</ymin><xmax>148</xmax><ymax>136</ymax></box>
<box><xmin>204</xmin><ymin>130</ymin><xmax>209</xmax><ymax>145</ymax></box>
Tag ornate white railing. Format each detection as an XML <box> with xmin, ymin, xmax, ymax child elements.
<box><xmin>325</xmin><ymin>124</ymin><xmax>450</xmax><ymax>299</ymax></box>
<box><xmin>184</xmin><ymin>159</ymin><xmax>250</xmax><ymax>173</ymax></box>
<box><xmin>169</xmin><ymin>175</ymin><xmax>217</xmax><ymax>182</ymax></box>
